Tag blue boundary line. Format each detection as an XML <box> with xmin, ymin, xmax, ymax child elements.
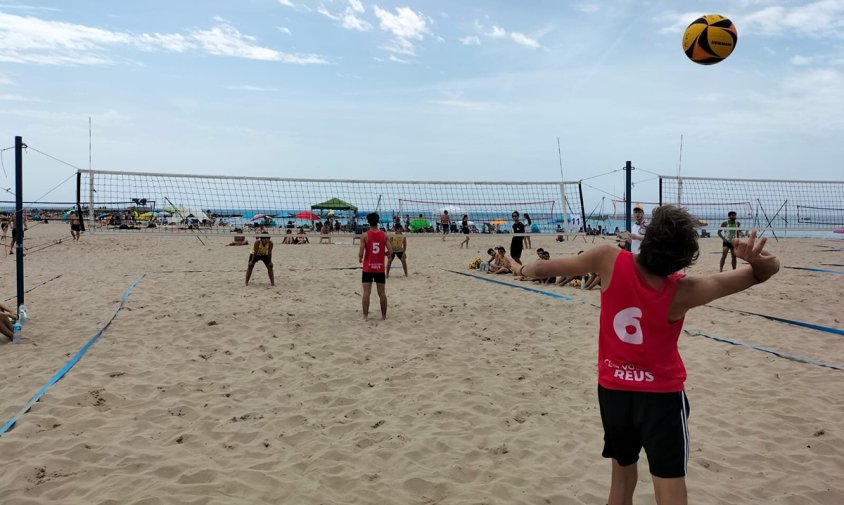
<box><xmin>820</xmin><ymin>263</ymin><xmax>844</xmax><ymax>267</ymax></box>
<box><xmin>686</xmin><ymin>331</ymin><xmax>844</xmax><ymax>371</ymax></box>
<box><xmin>785</xmin><ymin>266</ymin><xmax>844</xmax><ymax>276</ymax></box>
<box><xmin>447</xmin><ymin>270</ymin><xmax>577</xmax><ymax>301</ymax></box>
<box><xmin>0</xmin><ymin>274</ymin><xmax>145</xmax><ymax>436</ymax></box>
<box><xmin>449</xmin><ymin>270</ymin><xmax>843</xmax><ymax>370</ymax></box>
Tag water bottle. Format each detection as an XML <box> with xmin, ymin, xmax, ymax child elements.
<box><xmin>18</xmin><ymin>304</ymin><xmax>27</xmax><ymax>325</ymax></box>
<box><xmin>12</xmin><ymin>321</ymin><xmax>22</xmax><ymax>344</ymax></box>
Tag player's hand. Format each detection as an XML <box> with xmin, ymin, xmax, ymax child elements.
<box><xmin>733</xmin><ymin>230</ymin><xmax>779</xmax><ymax>282</ymax></box>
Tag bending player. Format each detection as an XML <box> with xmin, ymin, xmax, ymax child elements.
<box><xmin>507</xmin><ymin>205</ymin><xmax>779</xmax><ymax>505</ymax></box>
<box><xmin>245</xmin><ymin>234</ymin><xmax>274</xmax><ymax>286</ymax></box>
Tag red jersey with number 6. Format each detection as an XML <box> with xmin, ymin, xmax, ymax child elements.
<box><xmin>363</xmin><ymin>229</ymin><xmax>387</xmax><ymax>273</ymax></box>
<box><xmin>598</xmin><ymin>250</ymin><xmax>686</xmax><ymax>392</ymax></box>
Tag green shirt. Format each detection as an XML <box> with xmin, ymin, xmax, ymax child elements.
<box><xmin>720</xmin><ymin>220</ymin><xmax>740</xmax><ymax>241</ymax></box>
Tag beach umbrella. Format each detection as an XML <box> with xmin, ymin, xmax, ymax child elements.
<box><xmin>294</xmin><ymin>211</ymin><xmax>320</xmax><ymax>220</ymax></box>
<box><xmin>251</xmin><ymin>213</ymin><xmax>268</xmax><ymax>221</ymax></box>
<box><xmin>490</xmin><ymin>219</ymin><xmax>507</xmax><ymax>225</ymax></box>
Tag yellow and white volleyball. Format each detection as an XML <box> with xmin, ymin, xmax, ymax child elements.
<box><xmin>682</xmin><ymin>14</ymin><xmax>737</xmax><ymax>65</ymax></box>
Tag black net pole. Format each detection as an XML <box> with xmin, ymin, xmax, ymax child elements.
<box><xmin>76</xmin><ymin>171</ymin><xmax>85</xmax><ymax>232</ymax></box>
<box><xmin>15</xmin><ymin>136</ymin><xmax>24</xmax><ymax>310</ymax></box>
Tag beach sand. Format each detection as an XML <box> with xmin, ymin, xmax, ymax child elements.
<box><xmin>1</xmin><ymin>223</ymin><xmax>842</xmax><ymax>504</ymax></box>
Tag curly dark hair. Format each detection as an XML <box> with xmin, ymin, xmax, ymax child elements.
<box><xmin>637</xmin><ymin>205</ymin><xmax>700</xmax><ymax>276</ymax></box>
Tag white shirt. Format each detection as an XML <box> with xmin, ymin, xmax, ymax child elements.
<box><xmin>631</xmin><ymin>221</ymin><xmax>645</xmax><ymax>254</ymax></box>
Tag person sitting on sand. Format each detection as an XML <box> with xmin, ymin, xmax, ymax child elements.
<box><xmin>295</xmin><ymin>227</ymin><xmax>309</xmax><ymax>244</ymax></box>
<box><xmin>245</xmin><ymin>235</ymin><xmax>274</xmax><ymax>286</ymax></box>
<box><xmin>506</xmin><ymin>205</ymin><xmax>779</xmax><ymax>505</ymax></box>
<box><xmin>0</xmin><ymin>302</ymin><xmax>18</xmax><ymax>341</ymax></box>
<box><xmin>488</xmin><ymin>246</ymin><xmax>512</xmax><ymax>274</ymax></box>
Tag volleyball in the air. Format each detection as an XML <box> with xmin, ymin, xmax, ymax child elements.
<box><xmin>682</xmin><ymin>15</ymin><xmax>737</xmax><ymax>65</ymax></box>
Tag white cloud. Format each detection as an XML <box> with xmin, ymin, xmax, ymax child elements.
<box><xmin>576</xmin><ymin>4</ymin><xmax>600</xmax><ymax>14</ymax></box>
<box><xmin>459</xmin><ymin>35</ymin><xmax>481</xmax><ymax>46</ymax></box>
<box><xmin>319</xmin><ymin>2</ymin><xmax>371</xmax><ymax>31</ymax></box>
<box><xmin>486</xmin><ymin>25</ymin><xmax>506</xmax><ymax>38</ymax></box>
<box><xmin>277</xmin><ymin>0</ymin><xmax>295</xmax><ymax>7</ymax></box>
<box><xmin>224</xmin><ymin>85</ymin><xmax>278</xmax><ymax>91</ymax></box>
<box><xmin>317</xmin><ymin>6</ymin><xmax>339</xmax><ymax>21</ymax></box>
<box><xmin>739</xmin><ymin>1</ymin><xmax>844</xmax><ymax>37</ymax></box>
<box><xmin>790</xmin><ymin>55</ymin><xmax>814</xmax><ymax>65</ymax></box>
<box><xmin>0</xmin><ymin>13</ymin><xmax>328</xmax><ymax>65</ymax></box>
<box><xmin>381</xmin><ymin>37</ymin><xmax>417</xmax><ymax>56</ymax></box>
<box><xmin>373</xmin><ymin>5</ymin><xmax>429</xmax><ymax>57</ymax></box>
<box><xmin>373</xmin><ymin>5</ymin><xmax>428</xmax><ymax>39</ymax></box>
<box><xmin>388</xmin><ymin>54</ymin><xmax>409</xmax><ymax>64</ymax></box>
<box><xmin>429</xmin><ymin>99</ymin><xmax>491</xmax><ymax>111</ymax></box>
<box><xmin>342</xmin><ymin>13</ymin><xmax>371</xmax><ymax>31</ymax></box>
<box><xmin>0</xmin><ymin>74</ymin><xmax>12</xmax><ymax>85</ymax></box>
<box><xmin>277</xmin><ymin>26</ymin><xmax>291</xmax><ymax>35</ymax></box>
<box><xmin>663</xmin><ymin>2</ymin><xmax>844</xmax><ymax>38</ymax></box>
<box><xmin>510</xmin><ymin>32</ymin><xmax>539</xmax><ymax>49</ymax></box>
<box><xmin>0</xmin><ymin>93</ymin><xmax>44</xmax><ymax>102</ymax></box>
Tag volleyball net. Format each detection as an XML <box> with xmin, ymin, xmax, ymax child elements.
<box><xmin>659</xmin><ymin>176</ymin><xmax>844</xmax><ymax>234</ymax></box>
<box><xmin>77</xmin><ymin>169</ymin><xmax>585</xmax><ymax>235</ymax></box>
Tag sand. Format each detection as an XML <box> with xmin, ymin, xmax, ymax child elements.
<box><xmin>0</xmin><ymin>223</ymin><xmax>842</xmax><ymax>504</ymax></box>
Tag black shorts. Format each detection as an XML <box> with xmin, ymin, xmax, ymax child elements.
<box><xmin>362</xmin><ymin>271</ymin><xmax>386</xmax><ymax>284</ymax></box>
<box><xmin>391</xmin><ymin>251</ymin><xmax>405</xmax><ymax>260</ymax></box>
<box><xmin>722</xmin><ymin>241</ymin><xmax>734</xmax><ymax>251</ymax></box>
<box><xmin>71</xmin><ymin>224</ymin><xmax>81</xmax><ymax>232</ymax></box>
<box><xmin>598</xmin><ymin>385</ymin><xmax>690</xmax><ymax>478</ymax></box>
<box><xmin>249</xmin><ymin>254</ymin><xmax>272</xmax><ymax>266</ymax></box>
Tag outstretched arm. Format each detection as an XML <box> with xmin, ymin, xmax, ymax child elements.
<box><xmin>672</xmin><ymin>230</ymin><xmax>779</xmax><ymax>316</ymax></box>
<box><xmin>509</xmin><ymin>244</ymin><xmax>620</xmax><ymax>284</ymax></box>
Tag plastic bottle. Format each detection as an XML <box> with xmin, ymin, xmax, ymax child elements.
<box><xmin>18</xmin><ymin>304</ymin><xmax>27</xmax><ymax>324</ymax></box>
<box><xmin>12</xmin><ymin>321</ymin><xmax>22</xmax><ymax>344</ymax></box>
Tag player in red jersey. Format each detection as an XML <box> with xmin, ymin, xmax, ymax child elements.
<box><xmin>508</xmin><ymin>205</ymin><xmax>779</xmax><ymax>505</ymax></box>
<box><xmin>358</xmin><ymin>212</ymin><xmax>392</xmax><ymax>321</ymax></box>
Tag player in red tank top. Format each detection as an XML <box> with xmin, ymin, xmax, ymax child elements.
<box><xmin>358</xmin><ymin>212</ymin><xmax>391</xmax><ymax>320</ymax></box>
<box><xmin>509</xmin><ymin>205</ymin><xmax>779</xmax><ymax>505</ymax></box>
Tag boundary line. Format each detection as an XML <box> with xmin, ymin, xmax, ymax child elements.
<box><xmin>449</xmin><ymin>270</ymin><xmax>842</xmax><ymax>370</ymax></box>
<box><xmin>686</xmin><ymin>331</ymin><xmax>844</xmax><ymax>371</ymax></box>
<box><xmin>785</xmin><ymin>266</ymin><xmax>844</xmax><ymax>275</ymax></box>
<box><xmin>0</xmin><ymin>274</ymin><xmax>145</xmax><ymax>436</ymax></box>
<box><xmin>447</xmin><ymin>270</ymin><xmax>577</xmax><ymax>301</ymax></box>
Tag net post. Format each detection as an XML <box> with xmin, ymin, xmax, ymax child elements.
<box><xmin>659</xmin><ymin>176</ymin><xmax>664</xmax><ymax>206</ymax></box>
<box><xmin>76</xmin><ymin>171</ymin><xmax>86</xmax><ymax>233</ymax></box>
<box><xmin>15</xmin><ymin>136</ymin><xmax>25</xmax><ymax>311</ymax></box>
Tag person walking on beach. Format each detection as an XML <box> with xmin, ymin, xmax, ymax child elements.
<box><xmin>245</xmin><ymin>235</ymin><xmax>274</xmax><ymax>286</ymax></box>
<box><xmin>8</xmin><ymin>212</ymin><xmax>25</xmax><ymax>255</ymax></box>
<box><xmin>70</xmin><ymin>209</ymin><xmax>83</xmax><ymax>241</ymax></box>
<box><xmin>440</xmin><ymin>210</ymin><xmax>451</xmax><ymax>241</ymax></box>
<box><xmin>718</xmin><ymin>211</ymin><xmax>742</xmax><ymax>272</ymax></box>
<box><xmin>387</xmin><ymin>223</ymin><xmax>408</xmax><ymax>278</ymax></box>
<box><xmin>459</xmin><ymin>214</ymin><xmax>470</xmax><ymax>248</ymax></box>
<box><xmin>359</xmin><ymin>212</ymin><xmax>391</xmax><ymax>320</ymax></box>
<box><xmin>523</xmin><ymin>213</ymin><xmax>533</xmax><ymax>249</ymax></box>
<box><xmin>510</xmin><ymin>211</ymin><xmax>525</xmax><ymax>262</ymax></box>
<box><xmin>506</xmin><ymin>205</ymin><xmax>779</xmax><ymax>505</ymax></box>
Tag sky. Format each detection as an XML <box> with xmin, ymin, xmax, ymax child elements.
<box><xmin>1</xmin><ymin>0</ymin><xmax>843</xmax><ymax>208</ymax></box>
